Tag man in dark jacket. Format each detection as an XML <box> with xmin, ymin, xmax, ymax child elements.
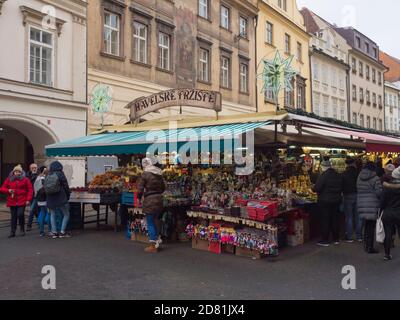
<box><xmin>138</xmin><ymin>158</ymin><xmax>166</xmax><ymax>253</ymax></box>
<box><xmin>313</xmin><ymin>159</ymin><xmax>343</xmax><ymax>247</ymax></box>
<box><xmin>26</xmin><ymin>163</ymin><xmax>38</xmax><ymax>231</ymax></box>
<box><xmin>46</xmin><ymin>161</ymin><xmax>71</xmax><ymax>238</ymax></box>
<box><xmin>342</xmin><ymin>158</ymin><xmax>362</xmax><ymax>242</ymax></box>
<box><xmin>381</xmin><ymin>167</ymin><xmax>400</xmax><ymax>260</ymax></box>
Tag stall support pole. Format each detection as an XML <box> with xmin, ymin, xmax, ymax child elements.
<box><xmin>274</xmin><ymin>121</ymin><xmax>278</xmax><ymax>143</ymax></box>
<box><xmin>97</xmin><ymin>207</ymin><xmax>100</xmax><ymax>230</ymax></box>
<box><xmin>105</xmin><ymin>205</ymin><xmax>109</xmax><ymax>225</ymax></box>
<box><xmin>81</xmin><ymin>204</ymin><xmax>85</xmax><ymax>231</ymax></box>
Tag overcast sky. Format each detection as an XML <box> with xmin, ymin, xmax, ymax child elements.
<box><xmin>297</xmin><ymin>0</ymin><xmax>400</xmax><ymax>58</ymax></box>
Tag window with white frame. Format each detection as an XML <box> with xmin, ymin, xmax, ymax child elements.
<box><xmin>198</xmin><ymin>48</ymin><xmax>210</xmax><ymax>82</ymax></box>
<box><xmin>239</xmin><ymin>63</ymin><xmax>248</xmax><ymax>93</ymax></box>
<box><xmin>266</xmin><ymin>22</ymin><xmax>273</xmax><ymax>44</ymax></box>
<box><xmin>220</xmin><ymin>6</ymin><xmax>230</xmax><ymax>30</ymax></box>
<box><xmin>239</xmin><ymin>17</ymin><xmax>247</xmax><ymax>38</ymax></box>
<box><xmin>331</xmin><ymin>68</ymin><xmax>337</xmax><ymax>88</ymax></box>
<box><xmin>221</xmin><ymin>55</ymin><xmax>230</xmax><ymax>88</ymax></box>
<box><xmin>285</xmin><ymin>33</ymin><xmax>291</xmax><ymax>54</ymax></box>
<box><xmin>323</xmin><ymin>95</ymin><xmax>329</xmax><ymax>117</ymax></box>
<box><xmin>340</xmin><ymin>101</ymin><xmax>345</xmax><ymax>121</ymax></box>
<box><xmin>133</xmin><ymin>22</ymin><xmax>147</xmax><ymax>64</ymax></box>
<box><xmin>313</xmin><ymin>61</ymin><xmax>319</xmax><ymax>81</ymax></box>
<box><xmin>332</xmin><ymin>98</ymin><xmax>338</xmax><ymax>119</ymax></box>
<box><xmin>352</xmin><ymin>112</ymin><xmax>357</xmax><ymax>124</ymax></box>
<box><xmin>367</xmin><ymin>116</ymin><xmax>371</xmax><ymax>128</ymax></box>
<box><xmin>104</xmin><ymin>12</ymin><xmax>120</xmax><ymax>56</ymax></box>
<box><xmin>360</xmin><ymin>114</ymin><xmax>365</xmax><ymax>127</ymax></box>
<box><xmin>296</xmin><ymin>42</ymin><xmax>302</xmax><ymax>62</ymax></box>
<box><xmin>199</xmin><ymin>0</ymin><xmax>209</xmax><ymax>19</ymax></box>
<box><xmin>373</xmin><ymin>118</ymin><xmax>377</xmax><ymax>130</ymax></box>
<box><xmin>313</xmin><ymin>93</ymin><xmax>320</xmax><ymax>115</ymax></box>
<box><xmin>29</xmin><ymin>27</ymin><xmax>53</xmax><ymax>86</ymax></box>
<box><xmin>158</xmin><ymin>32</ymin><xmax>171</xmax><ymax>70</ymax></box>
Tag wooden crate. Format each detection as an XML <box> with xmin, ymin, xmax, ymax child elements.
<box><xmin>192</xmin><ymin>238</ymin><xmax>209</xmax><ymax>251</ymax></box>
<box><xmin>235</xmin><ymin>247</ymin><xmax>263</xmax><ymax>259</ymax></box>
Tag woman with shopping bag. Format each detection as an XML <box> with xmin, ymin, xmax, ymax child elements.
<box><xmin>380</xmin><ymin>167</ymin><xmax>400</xmax><ymax>261</ymax></box>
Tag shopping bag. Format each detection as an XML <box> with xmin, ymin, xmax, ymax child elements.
<box><xmin>376</xmin><ymin>210</ymin><xmax>385</xmax><ymax>244</ymax></box>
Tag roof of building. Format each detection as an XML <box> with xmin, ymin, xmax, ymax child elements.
<box><xmin>380</xmin><ymin>51</ymin><xmax>400</xmax><ymax>82</ymax></box>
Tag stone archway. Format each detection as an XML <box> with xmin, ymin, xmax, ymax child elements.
<box><xmin>0</xmin><ymin>114</ymin><xmax>58</xmax><ymax>180</ymax></box>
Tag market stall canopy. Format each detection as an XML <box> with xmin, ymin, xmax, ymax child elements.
<box><xmin>45</xmin><ymin>118</ymin><xmax>281</xmax><ymax>157</ymax></box>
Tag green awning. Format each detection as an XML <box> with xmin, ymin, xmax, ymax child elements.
<box><xmin>46</xmin><ymin>121</ymin><xmax>271</xmax><ymax>157</ymax></box>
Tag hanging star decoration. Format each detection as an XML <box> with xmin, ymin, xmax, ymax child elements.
<box><xmin>258</xmin><ymin>50</ymin><xmax>297</xmax><ymax>104</ymax></box>
<box><xmin>90</xmin><ymin>84</ymin><xmax>113</xmax><ymax>128</ymax></box>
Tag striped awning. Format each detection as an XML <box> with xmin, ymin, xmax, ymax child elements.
<box><xmin>46</xmin><ymin>121</ymin><xmax>272</xmax><ymax>157</ymax></box>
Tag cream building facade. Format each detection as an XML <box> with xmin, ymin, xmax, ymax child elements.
<box><xmin>301</xmin><ymin>8</ymin><xmax>350</xmax><ymax>122</ymax></box>
<box><xmin>88</xmin><ymin>0</ymin><xmax>258</xmax><ymax>131</ymax></box>
<box><xmin>0</xmin><ymin>0</ymin><xmax>87</xmax><ymax>185</ymax></box>
<box><xmin>256</xmin><ymin>0</ymin><xmax>311</xmax><ymax>113</ymax></box>
<box><xmin>384</xmin><ymin>81</ymin><xmax>400</xmax><ymax>133</ymax></box>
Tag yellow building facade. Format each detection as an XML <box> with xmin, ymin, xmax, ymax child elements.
<box><xmin>256</xmin><ymin>0</ymin><xmax>311</xmax><ymax>113</ymax></box>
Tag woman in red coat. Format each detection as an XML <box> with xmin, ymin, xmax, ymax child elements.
<box><xmin>0</xmin><ymin>165</ymin><xmax>33</xmax><ymax>237</ymax></box>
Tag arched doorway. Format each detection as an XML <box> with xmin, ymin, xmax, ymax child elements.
<box><xmin>0</xmin><ymin>115</ymin><xmax>58</xmax><ymax>183</ymax></box>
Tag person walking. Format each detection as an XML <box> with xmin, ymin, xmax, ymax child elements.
<box><xmin>26</xmin><ymin>163</ymin><xmax>38</xmax><ymax>231</ymax></box>
<box><xmin>357</xmin><ymin>161</ymin><xmax>383</xmax><ymax>254</ymax></box>
<box><xmin>138</xmin><ymin>158</ymin><xmax>166</xmax><ymax>253</ymax></box>
<box><xmin>0</xmin><ymin>165</ymin><xmax>33</xmax><ymax>238</ymax></box>
<box><xmin>34</xmin><ymin>166</ymin><xmax>50</xmax><ymax>237</ymax></box>
<box><xmin>45</xmin><ymin>161</ymin><xmax>71</xmax><ymax>239</ymax></box>
<box><xmin>342</xmin><ymin>158</ymin><xmax>362</xmax><ymax>243</ymax></box>
<box><xmin>313</xmin><ymin>159</ymin><xmax>343</xmax><ymax>247</ymax></box>
<box><xmin>380</xmin><ymin>167</ymin><xmax>400</xmax><ymax>261</ymax></box>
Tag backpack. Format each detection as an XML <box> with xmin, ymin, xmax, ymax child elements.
<box><xmin>44</xmin><ymin>173</ymin><xmax>61</xmax><ymax>195</ymax></box>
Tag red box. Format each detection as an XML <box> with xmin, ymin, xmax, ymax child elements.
<box><xmin>247</xmin><ymin>207</ymin><xmax>258</xmax><ymax>220</ymax></box>
<box><xmin>235</xmin><ymin>199</ymin><xmax>249</xmax><ymax>206</ymax></box>
<box><xmin>209</xmin><ymin>241</ymin><xmax>222</xmax><ymax>254</ymax></box>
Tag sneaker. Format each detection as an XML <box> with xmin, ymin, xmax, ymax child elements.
<box><xmin>345</xmin><ymin>239</ymin><xmax>354</xmax><ymax>243</ymax></box>
<box><xmin>317</xmin><ymin>241</ymin><xmax>330</xmax><ymax>247</ymax></box>
<box><xmin>39</xmin><ymin>232</ymin><xmax>45</xmax><ymax>237</ymax></box>
<box><xmin>59</xmin><ymin>232</ymin><xmax>71</xmax><ymax>238</ymax></box>
<box><xmin>334</xmin><ymin>241</ymin><xmax>340</xmax><ymax>245</ymax></box>
<box><xmin>357</xmin><ymin>238</ymin><xmax>363</xmax><ymax>243</ymax></box>
<box><xmin>26</xmin><ymin>226</ymin><xmax>32</xmax><ymax>232</ymax></box>
<box><xmin>48</xmin><ymin>232</ymin><xmax>58</xmax><ymax>239</ymax></box>
<box><xmin>384</xmin><ymin>255</ymin><xmax>393</xmax><ymax>261</ymax></box>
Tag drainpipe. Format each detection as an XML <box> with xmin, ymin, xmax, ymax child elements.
<box><xmin>254</xmin><ymin>15</ymin><xmax>259</xmax><ymax>113</ymax></box>
<box><xmin>309</xmin><ymin>48</ymin><xmax>314</xmax><ymax>114</ymax></box>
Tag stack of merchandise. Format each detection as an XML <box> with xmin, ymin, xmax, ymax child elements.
<box><xmin>130</xmin><ymin>218</ymin><xmax>147</xmax><ymax>235</ymax></box>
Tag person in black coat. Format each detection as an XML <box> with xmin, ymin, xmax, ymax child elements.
<box><xmin>381</xmin><ymin>167</ymin><xmax>400</xmax><ymax>260</ymax></box>
<box><xmin>26</xmin><ymin>163</ymin><xmax>39</xmax><ymax>231</ymax></box>
<box><xmin>46</xmin><ymin>161</ymin><xmax>71</xmax><ymax>238</ymax></box>
<box><xmin>313</xmin><ymin>159</ymin><xmax>343</xmax><ymax>246</ymax></box>
<box><xmin>342</xmin><ymin>158</ymin><xmax>362</xmax><ymax>242</ymax></box>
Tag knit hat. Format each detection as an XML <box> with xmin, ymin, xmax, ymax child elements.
<box><xmin>13</xmin><ymin>164</ymin><xmax>23</xmax><ymax>173</ymax></box>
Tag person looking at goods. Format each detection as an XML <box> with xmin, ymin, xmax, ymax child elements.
<box><xmin>380</xmin><ymin>167</ymin><xmax>400</xmax><ymax>261</ymax></box>
<box><xmin>313</xmin><ymin>158</ymin><xmax>343</xmax><ymax>247</ymax></box>
<box><xmin>34</xmin><ymin>166</ymin><xmax>50</xmax><ymax>237</ymax></box>
<box><xmin>357</xmin><ymin>161</ymin><xmax>383</xmax><ymax>254</ymax></box>
<box><xmin>26</xmin><ymin>163</ymin><xmax>39</xmax><ymax>231</ymax></box>
<box><xmin>138</xmin><ymin>158</ymin><xmax>166</xmax><ymax>253</ymax></box>
<box><xmin>0</xmin><ymin>165</ymin><xmax>33</xmax><ymax>238</ymax></box>
<box><xmin>342</xmin><ymin>157</ymin><xmax>362</xmax><ymax>243</ymax></box>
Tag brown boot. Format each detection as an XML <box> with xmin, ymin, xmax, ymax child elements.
<box><xmin>144</xmin><ymin>244</ymin><xmax>158</xmax><ymax>253</ymax></box>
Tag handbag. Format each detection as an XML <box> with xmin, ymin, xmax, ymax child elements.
<box><xmin>376</xmin><ymin>209</ymin><xmax>385</xmax><ymax>244</ymax></box>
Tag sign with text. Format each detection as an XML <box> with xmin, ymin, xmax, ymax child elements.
<box><xmin>127</xmin><ymin>89</ymin><xmax>222</xmax><ymax>122</ymax></box>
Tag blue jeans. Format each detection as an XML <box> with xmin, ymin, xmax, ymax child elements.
<box><xmin>27</xmin><ymin>198</ymin><xmax>38</xmax><ymax>227</ymax></box>
<box><xmin>343</xmin><ymin>194</ymin><xmax>362</xmax><ymax>240</ymax></box>
<box><xmin>49</xmin><ymin>204</ymin><xmax>70</xmax><ymax>233</ymax></box>
<box><xmin>38</xmin><ymin>206</ymin><xmax>50</xmax><ymax>234</ymax></box>
<box><xmin>146</xmin><ymin>213</ymin><xmax>160</xmax><ymax>242</ymax></box>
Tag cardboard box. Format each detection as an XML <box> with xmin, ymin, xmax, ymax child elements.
<box><xmin>192</xmin><ymin>238</ymin><xmax>209</xmax><ymax>251</ymax></box>
<box><xmin>131</xmin><ymin>232</ymin><xmax>150</xmax><ymax>244</ymax></box>
<box><xmin>235</xmin><ymin>246</ymin><xmax>263</xmax><ymax>259</ymax></box>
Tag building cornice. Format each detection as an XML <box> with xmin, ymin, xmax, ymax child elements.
<box><xmin>350</xmin><ymin>49</ymin><xmax>388</xmax><ymax>71</ymax></box>
<box><xmin>311</xmin><ymin>47</ymin><xmax>350</xmax><ymax>70</ymax></box>
<box><xmin>20</xmin><ymin>5</ymin><xmax>67</xmax><ymax>36</ymax></box>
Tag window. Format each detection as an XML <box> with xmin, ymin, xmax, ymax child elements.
<box><xmin>313</xmin><ymin>94</ymin><xmax>320</xmax><ymax>116</ymax></box>
<box><xmin>340</xmin><ymin>101</ymin><xmax>345</xmax><ymax>121</ymax></box>
<box><xmin>285</xmin><ymin>34</ymin><xmax>291</xmax><ymax>54</ymax></box>
<box><xmin>284</xmin><ymin>79</ymin><xmax>294</xmax><ymax>108</ymax></box>
<box><xmin>367</xmin><ymin>116</ymin><xmax>371</xmax><ymax>128</ymax></box>
<box><xmin>379</xmin><ymin>95</ymin><xmax>382</xmax><ymax>107</ymax></box>
<box><xmin>359</xmin><ymin>61</ymin><xmax>363</xmax><ymax>77</ymax></box>
<box><xmin>331</xmin><ymin>68</ymin><xmax>337</xmax><ymax>88</ymax></box>
<box><xmin>313</xmin><ymin>61</ymin><xmax>319</xmax><ymax>81</ymax></box>
<box><xmin>359</xmin><ymin>88</ymin><xmax>364</xmax><ymax>103</ymax></box>
<box><xmin>296</xmin><ymin>42</ymin><xmax>302</xmax><ymax>62</ymax></box>
<box><xmin>332</xmin><ymin>98</ymin><xmax>338</xmax><ymax>119</ymax></box>
<box><xmin>266</xmin><ymin>22</ymin><xmax>273</xmax><ymax>44</ymax></box>
<box><xmin>352</xmin><ymin>112</ymin><xmax>357</xmax><ymax>124</ymax></box>
<box><xmin>352</xmin><ymin>85</ymin><xmax>357</xmax><ymax>101</ymax></box>
<box><xmin>378</xmin><ymin>72</ymin><xmax>382</xmax><ymax>85</ymax></box>
<box><xmin>360</xmin><ymin>114</ymin><xmax>365</xmax><ymax>127</ymax></box>
<box><xmin>365</xmin><ymin>42</ymin><xmax>370</xmax><ymax>54</ymax></box>
<box><xmin>366</xmin><ymin>65</ymin><xmax>370</xmax><ymax>80</ymax></box>
<box><xmin>220</xmin><ymin>6</ymin><xmax>230</xmax><ymax>30</ymax></box>
<box><xmin>278</xmin><ymin>0</ymin><xmax>287</xmax><ymax>11</ymax></box>
<box><xmin>372</xmin><ymin>93</ymin><xmax>377</xmax><ymax>106</ymax></box>
<box><xmin>239</xmin><ymin>63</ymin><xmax>248</xmax><ymax>93</ymax></box>
<box><xmin>239</xmin><ymin>17</ymin><xmax>248</xmax><ymax>38</ymax></box>
<box><xmin>366</xmin><ymin>90</ymin><xmax>370</xmax><ymax>105</ymax></box>
<box><xmin>158</xmin><ymin>32</ymin><xmax>171</xmax><ymax>70</ymax></box>
<box><xmin>352</xmin><ymin>57</ymin><xmax>357</xmax><ymax>73</ymax></box>
<box><xmin>323</xmin><ymin>95</ymin><xmax>329</xmax><ymax>117</ymax></box>
<box><xmin>221</xmin><ymin>55</ymin><xmax>230</xmax><ymax>88</ymax></box>
<box><xmin>379</xmin><ymin>119</ymin><xmax>383</xmax><ymax>131</ymax></box>
<box><xmin>29</xmin><ymin>27</ymin><xmax>53</xmax><ymax>86</ymax></box>
<box><xmin>356</xmin><ymin>36</ymin><xmax>361</xmax><ymax>48</ymax></box>
<box><xmin>373</xmin><ymin>118</ymin><xmax>377</xmax><ymax>130</ymax></box>
<box><xmin>133</xmin><ymin>22</ymin><xmax>147</xmax><ymax>64</ymax></box>
<box><xmin>373</xmin><ymin>48</ymin><xmax>378</xmax><ymax>58</ymax></box>
<box><xmin>198</xmin><ymin>48</ymin><xmax>210</xmax><ymax>82</ymax></box>
<box><xmin>372</xmin><ymin>69</ymin><xmax>376</xmax><ymax>83</ymax></box>
<box><xmin>199</xmin><ymin>0</ymin><xmax>209</xmax><ymax>19</ymax></box>
<box><xmin>297</xmin><ymin>77</ymin><xmax>306</xmax><ymax>110</ymax></box>
<box><xmin>103</xmin><ymin>12</ymin><xmax>120</xmax><ymax>56</ymax></box>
